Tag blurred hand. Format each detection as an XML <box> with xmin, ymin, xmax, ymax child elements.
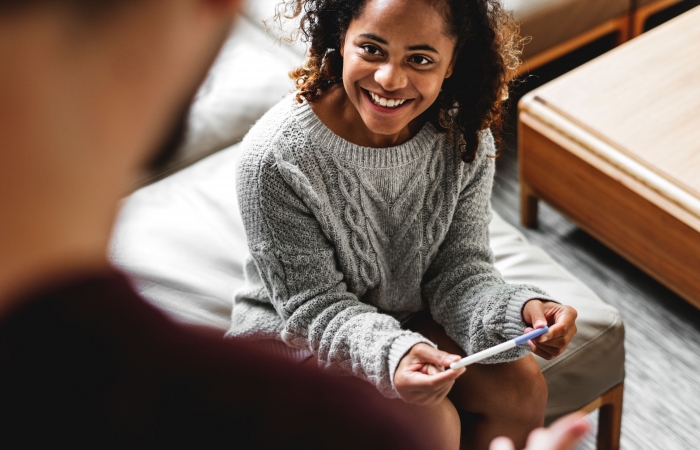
<box><xmin>522</xmin><ymin>300</ymin><xmax>577</xmax><ymax>360</ymax></box>
<box><xmin>489</xmin><ymin>412</ymin><xmax>590</xmax><ymax>450</ymax></box>
<box><xmin>394</xmin><ymin>343</ymin><xmax>465</xmax><ymax>406</ymax></box>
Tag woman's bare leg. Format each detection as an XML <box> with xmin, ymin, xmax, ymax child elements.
<box><xmin>303</xmin><ymin>356</ymin><xmax>462</xmax><ymax>449</ymax></box>
<box><xmin>409</xmin><ymin>318</ymin><xmax>548</xmax><ymax>450</ymax></box>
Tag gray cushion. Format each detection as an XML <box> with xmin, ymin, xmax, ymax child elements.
<box><xmin>111</xmin><ymin>144</ymin><xmax>624</xmax><ymax>421</ymax></box>
<box><xmin>503</xmin><ymin>0</ymin><xmax>630</xmax><ymax>59</ymax></box>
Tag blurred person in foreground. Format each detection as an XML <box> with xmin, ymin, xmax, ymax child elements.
<box><xmin>0</xmin><ymin>0</ymin><xmax>436</xmax><ymax>447</ymax></box>
<box><xmin>0</xmin><ymin>0</ymin><xmax>589</xmax><ymax>448</ymax></box>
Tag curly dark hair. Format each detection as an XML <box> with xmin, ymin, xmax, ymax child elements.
<box><xmin>272</xmin><ymin>0</ymin><xmax>523</xmax><ymax>162</ymax></box>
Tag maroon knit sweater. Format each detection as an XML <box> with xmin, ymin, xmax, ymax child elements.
<box><xmin>0</xmin><ymin>269</ymin><xmax>428</xmax><ymax>449</ymax></box>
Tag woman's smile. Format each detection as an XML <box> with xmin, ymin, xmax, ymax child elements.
<box><xmin>362</xmin><ymin>88</ymin><xmax>414</xmax><ymax>112</ymax></box>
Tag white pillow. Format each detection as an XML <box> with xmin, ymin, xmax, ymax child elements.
<box><xmin>112</xmin><ymin>145</ymin><xmax>246</xmax><ymax>330</ymax></box>
<box><xmin>171</xmin><ymin>15</ymin><xmax>303</xmax><ymax>175</ymax></box>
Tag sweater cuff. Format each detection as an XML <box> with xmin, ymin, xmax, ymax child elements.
<box><xmin>502</xmin><ymin>289</ymin><xmax>558</xmax><ymax>340</ymax></box>
<box><xmin>387</xmin><ymin>332</ymin><xmax>437</xmax><ymax>397</ymax></box>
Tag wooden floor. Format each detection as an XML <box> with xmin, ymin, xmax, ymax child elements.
<box><xmin>493</xmin><ymin>3</ymin><xmax>700</xmax><ymax>447</ymax></box>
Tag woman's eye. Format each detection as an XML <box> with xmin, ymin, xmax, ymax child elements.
<box><xmin>410</xmin><ymin>55</ymin><xmax>433</xmax><ymax>66</ymax></box>
<box><xmin>361</xmin><ymin>45</ymin><xmax>382</xmax><ymax>56</ymax></box>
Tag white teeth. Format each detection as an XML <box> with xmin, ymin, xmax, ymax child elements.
<box><xmin>368</xmin><ymin>90</ymin><xmax>407</xmax><ymax>108</ymax></box>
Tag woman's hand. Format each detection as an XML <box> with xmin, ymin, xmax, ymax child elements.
<box><xmin>522</xmin><ymin>300</ymin><xmax>578</xmax><ymax>360</ymax></box>
<box><xmin>394</xmin><ymin>343</ymin><xmax>466</xmax><ymax>406</ymax></box>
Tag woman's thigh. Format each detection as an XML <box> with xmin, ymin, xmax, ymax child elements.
<box><xmin>302</xmin><ymin>355</ymin><xmax>462</xmax><ymax>449</ymax></box>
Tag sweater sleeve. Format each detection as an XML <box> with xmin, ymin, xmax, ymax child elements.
<box><xmin>421</xmin><ymin>133</ymin><xmax>557</xmax><ymax>363</ymax></box>
<box><xmin>237</xmin><ymin>143</ymin><xmax>434</xmax><ymax>398</ymax></box>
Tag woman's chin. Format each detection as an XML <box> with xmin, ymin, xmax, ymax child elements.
<box><xmin>359</xmin><ymin>117</ymin><xmax>410</xmax><ymax>141</ymax></box>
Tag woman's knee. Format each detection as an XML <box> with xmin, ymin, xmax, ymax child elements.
<box><xmin>434</xmin><ymin>398</ymin><xmax>461</xmax><ymax>450</ymax></box>
<box><xmin>407</xmin><ymin>398</ymin><xmax>461</xmax><ymax>450</ymax></box>
<box><xmin>499</xmin><ymin>355</ymin><xmax>548</xmax><ymax>425</ymax></box>
<box><xmin>453</xmin><ymin>354</ymin><xmax>547</xmax><ymax>425</ymax></box>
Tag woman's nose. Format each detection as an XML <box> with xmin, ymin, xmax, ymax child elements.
<box><xmin>374</xmin><ymin>62</ymin><xmax>408</xmax><ymax>92</ymax></box>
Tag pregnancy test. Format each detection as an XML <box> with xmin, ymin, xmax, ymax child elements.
<box><xmin>449</xmin><ymin>326</ymin><xmax>549</xmax><ymax>370</ymax></box>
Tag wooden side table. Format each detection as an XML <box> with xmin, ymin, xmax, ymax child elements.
<box><xmin>519</xmin><ymin>6</ymin><xmax>700</xmax><ymax>308</ymax></box>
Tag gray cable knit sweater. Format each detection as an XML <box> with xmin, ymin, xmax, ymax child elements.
<box><xmin>228</xmin><ymin>96</ymin><xmax>554</xmax><ymax>398</ymax></box>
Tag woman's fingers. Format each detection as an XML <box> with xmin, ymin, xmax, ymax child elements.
<box><xmin>536</xmin><ymin>336</ymin><xmax>568</xmax><ymax>348</ymax></box>
<box><xmin>410</xmin><ymin>365</ymin><xmax>464</xmax><ymax>384</ymax></box>
<box><xmin>412</xmin><ymin>343</ymin><xmax>462</xmax><ymax>368</ymax></box>
<box><xmin>528</xmin><ymin>340</ymin><xmax>561</xmax><ymax>359</ymax></box>
<box><xmin>545</xmin><ymin>321</ymin><xmax>574</xmax><ymax>340</ymax></box>
<box><xmin>525</xmin><ymin>304</ymin><xmax>578</xmax><ymax>360</ymax></box>
<box><xmin>522</xmin><ymin>300</ymin><xmax>548</xmax><ymax>329</ymax></box>
<box><xmin>546</xmin><ymin>305</ymin><xmax>577</xmax><ymax>333</ymax></box>
<box><xmin>395</xmin><ymin>343</ymin><xmax>467</xmax><ymax>405</ymax></box>
<box><xmin>533</xmin><ymin>346</ymin><xmax>560</xmax><ymax>360</ymax></box>
<box><xmin>528</xmin><ymin>341</ymin><xmax>549</xmax><ymax>359</ymax></box>
<box><xmin>400</xmin><ymin>370</ymin><xmax>460</xmax><ymax>405</ymax></box>
<box><xmin>423</xmin><ymin>363</ymin><xmax>444</xmax><ymax>375</ymax></box>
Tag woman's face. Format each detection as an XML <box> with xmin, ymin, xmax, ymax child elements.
<box><xmin>340</xmin><ymin>0</ymin><xmax>457</xmax><ymax>145</ymax></box>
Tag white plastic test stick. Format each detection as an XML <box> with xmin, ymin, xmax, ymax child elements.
<box><xmin>449</xmin><ymin>326</ymin><xmax>549</xmax><ymax>370</ymax></box>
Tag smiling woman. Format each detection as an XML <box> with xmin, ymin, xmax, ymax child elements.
<box><xmin>282</xmin><ymin>0</ymin><xmax>523</xmax><ymax>161</ymax></box>
<box><xmin>229</xmin><ymin>1</ymin><xmax>578</xmax><ymax>449</ymax></box>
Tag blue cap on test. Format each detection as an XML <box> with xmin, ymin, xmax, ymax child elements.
<box><xmin>514</xmin><ymin>326</ymin><xmax>549</xmax><ymax>346</ymax></box>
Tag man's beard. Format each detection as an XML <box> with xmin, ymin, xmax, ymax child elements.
<box><xmin>144</xmin><ymin>24</ymin><xmax>233</xmax><ymax>174</ymax></box>
<box><xmin>145</xmin><ymin>103</ymin><xmax>190</xmax><ymax>173</ymax></box>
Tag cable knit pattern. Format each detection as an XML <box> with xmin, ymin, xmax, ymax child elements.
<box><xmin>228</xmin><ymin>96</ymin><xmax>556</xmax><ymax>398</ymax></box>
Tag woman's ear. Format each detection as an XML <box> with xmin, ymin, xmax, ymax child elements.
<box><xmin>340</xmin><ymin>33</ymin><xmax>346</xmax><ymax>57</ymax></box>
<box><xmin>445</xmin><ymin>50</ymin><xmax>459</xmax><ymax>79</ymax></box>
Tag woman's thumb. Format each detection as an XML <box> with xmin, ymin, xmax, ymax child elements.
<box><xmin>527</xmin><ymin>304</ymin><xmax>548</xmax><ymax>329</ymax></box>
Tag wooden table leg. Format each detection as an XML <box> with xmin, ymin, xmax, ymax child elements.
<box><xmin>520</xmin><ymin>181</ymin><xmax>539</xmax><ymax>228</ymax></box>
<box><xmin>596</xmin><ymin>383</ymin><xmax>624</xmax><ymax>450</ymax></box>
<box><xmin>580</xmin><ymin>383</ymin><xmax>624</xmax><ymax>450</ymax></box>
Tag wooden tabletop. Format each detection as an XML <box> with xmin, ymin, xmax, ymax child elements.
<box><xmin>520</xmin><ymin>6</ymin><xmax>700</xmax><ymax>204</ymax></box>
